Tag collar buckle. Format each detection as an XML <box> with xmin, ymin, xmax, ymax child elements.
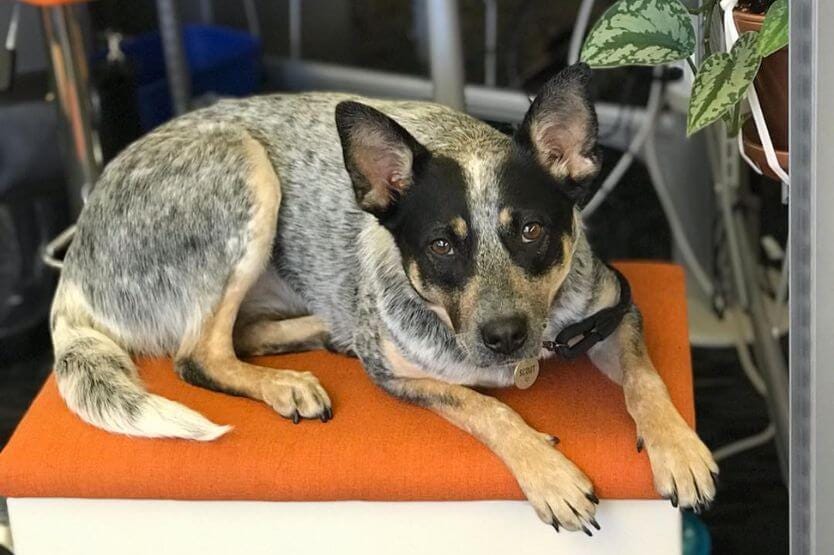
<box><xmin>543</xmin><ymin>265</ymin><xmax>632</xmax><ymax>360</ymax></box>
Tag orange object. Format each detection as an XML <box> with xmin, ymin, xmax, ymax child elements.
<box><xmin>20</xmin><ymin>1</ymin><xmax>90</xmax><ymax>6</ymax></box>
<box><xmin>0</xmin><ymin>262</ymin><xmax>694</xmax><ymax>502</ymax></box>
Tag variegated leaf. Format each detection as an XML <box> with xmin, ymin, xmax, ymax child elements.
<box><xmin>722</xmin><ymin>104</ymin><xmax>750</xmax><ymax>138</ymax></box>
<box><xmin>758</xmin><ymin>0</ymin><xmax>788</xmax><ymax>57</ymax></box>
<box><xmin>580</xmin><ymin>0</ymin><xmax>695</xmax><ymax>68</ymax></box>
<box><xmin>687</xmin><ymin>32</ymin><xmax>762</xmax><ymax>136</ymax></box>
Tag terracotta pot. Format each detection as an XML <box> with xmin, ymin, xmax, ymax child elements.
<box><xmin>742</xmin><ymin>134</ymin><xmax>789</xmax><ymax>180</ymax></box>
<box><xmin>733</xmin><ymin>8</ymin><xmax>789</xmax><ymax>177</ymax></box>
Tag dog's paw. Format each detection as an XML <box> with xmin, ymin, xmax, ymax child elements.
<box><xmin>260</xmin><ymin>370</ymin><xmax>333</xmax><ymax>423</ymax></box>
<box><xmin>510</xmin><ymin>435</ymin><xmax>599</xmax><ymax>535</ymax></box>
<box><xmin>638</xmin><ymin>420</ymin><xmax>718</xmax><ymax>512</ymax></box>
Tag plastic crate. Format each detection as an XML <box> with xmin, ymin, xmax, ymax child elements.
<box><xmin>117</xmin><ymin>25</ymin><xmax>262</xmax><ymax>130</ymax></box>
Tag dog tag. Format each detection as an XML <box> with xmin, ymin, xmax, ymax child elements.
<box><xmin>513</xmin><ymin>358</ymin><xmax>539</xmax><ymax>390</ymax></box>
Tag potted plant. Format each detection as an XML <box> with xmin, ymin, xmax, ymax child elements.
<box><xmin>580</xmin><ymin>0</ymin><xmax>789</xmax><ymax>179</ymax></box>
<box><xmin>733</xmin><ymin>0</ymin><xmax>788</xmax><ymax>179</ymax></box>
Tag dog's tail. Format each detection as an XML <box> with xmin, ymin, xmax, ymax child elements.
<box><xmin>51</xmin><ymin>285</ymin><xmax>231</xmax><ymax>441</ymax></box>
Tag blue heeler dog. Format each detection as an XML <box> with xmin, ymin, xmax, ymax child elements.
<box><xmin>51</xmin><ymin>64</ymin><xmax>717</xmax><ymax>533</ymax></box>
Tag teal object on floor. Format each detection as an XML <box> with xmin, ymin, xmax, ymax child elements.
<box><xmin>683</xmin><ymin>511</ymin><xmax>712</xmax><ymax>555</ymax></box>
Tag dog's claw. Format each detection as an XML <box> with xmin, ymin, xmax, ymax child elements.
<box><xmin>589</xmin><ymin>517</ymin><xmax>601</xmax><ymax>531</ymax></box>
<box><xmin>260</xmin><ymin>370</ymin><xmax>331</xmax><ymax>424</ymax></box>
<box><xmin>636</xmin><ymin>437</ymin><xmax>644</xmax><ymax>453</ymax></box>
<box><xmin>586</xmin><ymin>492</ymin><xmax>599</xmax><ymax>505</ymax></box>
<box><xmin>670</xmin><ymin>478</ymin><xmax>679</xmax><ymax>508</ymax></box>
<box><xmin>515</xmin><ymin>435</ymin><xmax>596</xmax><ymax>536</ymax></box>
<box><xmin>568</xmin><ymin>501</ymin><xmax>593</xmax><ymax>533</ymax></box>
<box><xmin>691</xmin><ymin>497</ymin><xmax>712</xmax><ymax>514</ymax></box>
<box><xmin>567</xmin><ymin>502</ymin><xmax>580</xmax><ymax>517</ymax></box>
<box><xmin>565</xmin><ymin>501</ymin><xmax>595</xmax><ymax>535</ymax></box>
<box><xmin>691</xmin><ymin>469</ymin><xmax>703</xmax><ymax>504</ymax></box>
<box><xmin>319</xmin><ymin>406</ymin><xmax>333</xmax><ymax>423</ymax></box>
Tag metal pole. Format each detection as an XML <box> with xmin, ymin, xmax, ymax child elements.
<box><xmin>732</xmin><ymin>210</ymin><xmax>789</xmax><ymax>480</ymax></box>
<box><xmin>568</xmin><ymin>0</ymin><xmax>595</xmax><ymax>65</ymax></box>
<box><xmin>199</xmin><ymin>0</ymin><xmax>213</xmax><ymax>24</ymax></box>
<box><xmin>791</xmin><ymin>0</ymin><xmax>834</xmax><ymax>552</ymax></box>
<box><xmin>156</xmin><ymin>0</ymin><xmax>190</xmax><ymax>116</ymax></box>
<box><xmin>426</xmin><ymin>0</ymin><xmax>465</xmax><ymax>110</ymax></box>
<box><xmin>267</xmin><ymin>58</ymin><xmax>647</xmax><ymax>136</ymax></box>
<box><xmin>243</xmin><ymin>0</ymin><xmax>260</xmax><ymax>39</ymax></box>
<box><xmin>40</xmin><ymin>4</ymin><xmax>101</xmax><ymax>218</ymax></box>
<box><xmin>712</xmin><ymin>124</ymin><xmax>751</xmax><ymax>309</ymax></box>
<box><xmin>483</xmin><ymin>0</ymin><xmax>497</xmax><ymax>87</ymax></box>
<box><xmin>288</xmin><ymin>0</ymin><xmax>301</xmax><ymax>59</ymax></box>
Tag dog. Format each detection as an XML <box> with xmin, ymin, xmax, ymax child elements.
<box><xmin>50</xmin><ymin>63</ymin><xmax>717</xmax><ymax>533</ymax></box>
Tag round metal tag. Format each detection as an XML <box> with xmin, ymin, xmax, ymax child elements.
<box><xmin>513</xmin><ymin>359</ymin><xmax>540</xmax><ymax>390</ymax></box>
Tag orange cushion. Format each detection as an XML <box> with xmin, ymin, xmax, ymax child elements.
<box><xmin>0</xmin><ymin>262</ymin><xmax>693</xmax><ymax>502</ymax></box>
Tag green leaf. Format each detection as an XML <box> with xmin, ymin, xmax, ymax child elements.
<box><xmin>687</xmin><ymin>32</ymin><xmax>762</xmax><ymax>136</ymax></box>
<box><xmin>580</xmin><ymin>0</ymin><xmax>696</xmax><ymax>68</ymax></box>
<box><xmin>758</xmin><ymin>0</ymin><xmax>788</xmax><ymax>57</ymax></box>
<box><xmin>722</xmin><ymin>104</ymin><xmax>750</xmax><ymax>138</ymax></box>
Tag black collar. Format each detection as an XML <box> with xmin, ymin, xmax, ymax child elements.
<box><xmin>542</xmin><ymin>265</ymin><xmax>632</xmax><ymax>360</ymax></box>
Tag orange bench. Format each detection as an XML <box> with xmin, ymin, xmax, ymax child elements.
<box><xmin>0</xmin><ymin>262</ymin><xmax>692</xmax><ymax>553</ymax></box>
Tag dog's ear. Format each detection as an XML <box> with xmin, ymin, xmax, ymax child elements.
<box><xmin>514</xmin><ymin>63</ymin><xmax>601</xmax><ymax>202</ymax></box>
<box><xmin>335</xmin><ymin>101</ymin><xmax>428</xmax><ymax>217</ymax></box>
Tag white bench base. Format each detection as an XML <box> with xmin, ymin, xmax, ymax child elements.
<box><xmin>8</xmin><ymin>498</ymin><xmax>680</xmax><ymax>554</ymax></box>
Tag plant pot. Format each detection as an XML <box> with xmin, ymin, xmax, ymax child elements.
<box><xmin>733</xmin><ymin>8</ymin><xmax>789</xmax><ymax>179</ymax></box>
<box><xmin>742</xmin><ymin>134</ymin><xmax>789</xmax><ymax>180</ymax></box>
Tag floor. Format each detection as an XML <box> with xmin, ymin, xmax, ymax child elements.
<box><xmin>692</xmin><ymin>347</ymin><xmax>788</xmax><ymax>554</ymax></box>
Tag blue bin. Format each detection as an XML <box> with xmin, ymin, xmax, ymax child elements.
<box><xmin>115</xmin><ymin>25</ymin><xmax>262</xmax><ymax>130</ymax></box>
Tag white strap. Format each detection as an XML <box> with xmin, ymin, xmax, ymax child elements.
<box><xmin>721</xmin><ymin>0</ymin><xmax>790</xmax><ymax>184</ymax></box>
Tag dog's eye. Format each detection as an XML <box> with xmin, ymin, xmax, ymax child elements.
<box><xmin>521</xmin><ymin>222</ymin><xmax>544</xmax><ymax>243</ymax></box>
<box><xmin>429</xmin><ymin>238</ymin><xmax>454</xmax><ymax>256</ymax></box>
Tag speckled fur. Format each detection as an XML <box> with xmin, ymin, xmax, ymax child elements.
<box><xmin>50</xmin><ymin>65</ymin><xmax>716</xmax><ymax>528</ymax></box>
<box><xmin>56</xmin><ymin>91</ymin><xmax>602</xmax><ymax>386</ymax></box>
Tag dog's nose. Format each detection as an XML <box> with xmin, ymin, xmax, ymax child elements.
<box><xmin>481</xmin><ymin>315</ymin><xmax>528</xmax><ymax>355</ymax></box>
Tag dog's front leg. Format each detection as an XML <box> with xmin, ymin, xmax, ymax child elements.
<box><xmin>588</xmin><ymin>307</ymin><xmax>718</xmax><ymax>511</ymax></box>
<box><xmin>377</xmin><ymin>343</ymin><xmax>599</xmax><ymax>534</ymax></box>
